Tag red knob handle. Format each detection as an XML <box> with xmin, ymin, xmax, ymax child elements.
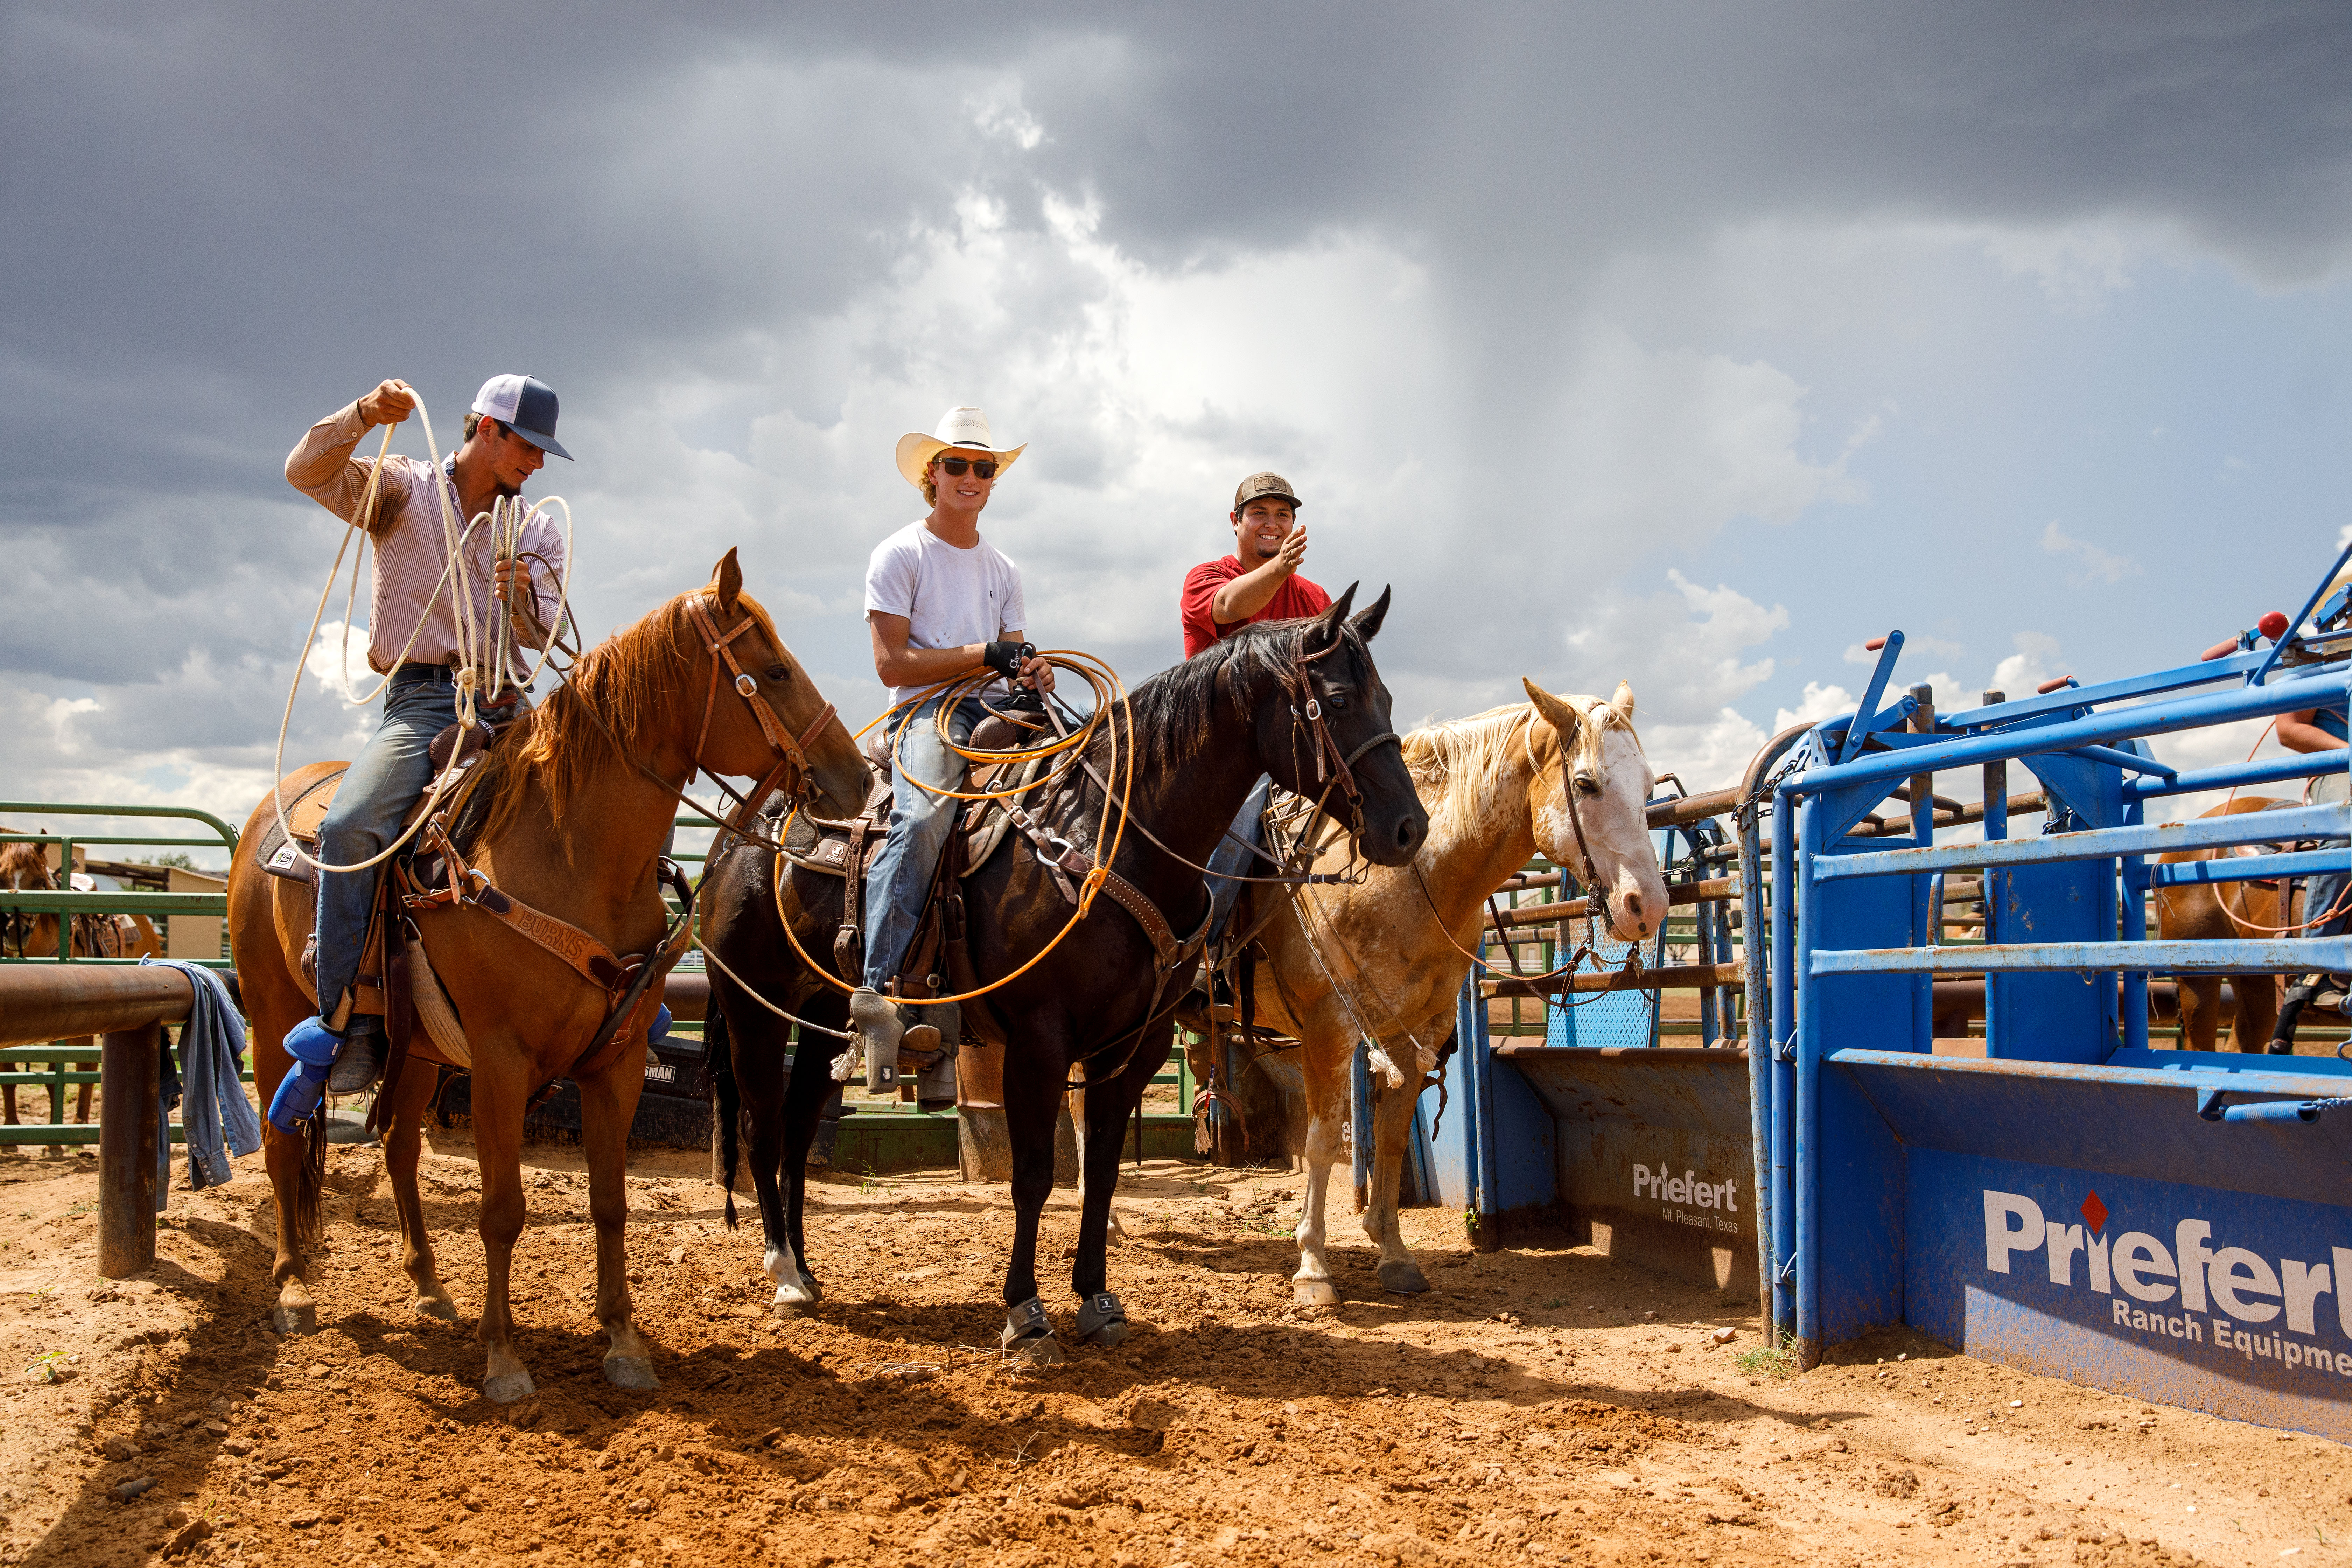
<box><xmin>2036</xmin><ymin>677</ymin><xmax>2072</xmax><ymax>695</ymax></box>
<box><xmin>2259</xmin><ymin>610</ymin><xmax>2290</xmax><ymax>640</ymax></box>
<box><xmin>2200</xmin><ymin>639</ymin><xmax>2240</xmax><ymax>662</ymax></box>
<box><xmin>1864</xmin><ymin>636</ymin><xmax>1887</xmax><ymax>651</ymax></box>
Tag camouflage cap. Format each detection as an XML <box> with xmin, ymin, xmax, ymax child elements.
<box><xmin>1232</xmin><ymin>471</ymin><xmax>1301</xmax><ymax>512</ymax></box>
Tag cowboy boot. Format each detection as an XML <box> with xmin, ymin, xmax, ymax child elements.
<box><xmin>847</xmin><ymin>987</ymin><xmax>903</xmax><ymax>1091</ymax></box>
<box><xmin>326</xmin><ymin>1015</ymin><xmax>387</xmax><ymax>1094</ymax></box>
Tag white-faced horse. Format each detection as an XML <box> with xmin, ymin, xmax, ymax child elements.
<box><xmin>1238</xmin><ymin>679</ymin><xmax>1667</xmax><ymax>1303</ymax></box>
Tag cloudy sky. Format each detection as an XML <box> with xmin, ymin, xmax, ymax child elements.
<box><xmin>7</xmin><ymin>3</ymin><xmax>2352</xmax><ymax>861</ymax></box>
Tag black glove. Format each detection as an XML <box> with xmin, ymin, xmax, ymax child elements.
<box><xmin>983</xmin><ymin>640</ymin><xmax>1035</xmax><ymax>679</ymax></box>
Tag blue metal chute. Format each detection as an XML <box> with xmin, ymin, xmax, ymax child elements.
<box><xmin>1766</xmin><ymin>555</ymin><xmax>2352</xmax><ymax>1439</ymax></box>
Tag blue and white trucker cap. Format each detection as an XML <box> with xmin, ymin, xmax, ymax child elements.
<box><xmin>470</xmin><ymin>374</ymin><xmax>572</xmax><ymax>461</ymax></box>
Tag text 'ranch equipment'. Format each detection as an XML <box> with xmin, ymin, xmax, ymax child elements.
<box><xmin>1766</xmin><ymin>550</ymin><xmax>2352</xmax><ymax>1440</ymax></box>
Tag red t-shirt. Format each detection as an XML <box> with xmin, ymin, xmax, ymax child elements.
<box><xmin>1181</xmin><ymin>556</ymin><xmax>1333</xmax><ymax>658</ymax></box>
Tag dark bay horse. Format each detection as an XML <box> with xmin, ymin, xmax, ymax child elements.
<box><xmin>227</xmin><ymin>551</ymin><xmax>866</xmax><ymax>1401</ymax></box>
<box><xmin>701</xmin><ymin>586</ymin><xmax>1427</xmax><ymax>1360</ymax></box>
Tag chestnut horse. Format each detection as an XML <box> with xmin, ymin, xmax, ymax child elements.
<box><xmin>703</xmin><ymin>588</ymin><xmax>1428</xmax><ymax>1360</ymax></box>
<box><xmin>1238</xmin><ymin>681</ymin><xmax>1667</xmax><ymax>1304</ymax></box>
<box><xmin>1</xmin><ymin>843</ymin><xmax>163</xmax><ymax>1133</ymax></box>
<box><xmin>227</xmin><ymin>551</ymin><xmax>866</xmax><ymax>1401</ymax></box>
<box><xmin>2152</xmin><ymin>795</ymin><xmax>2292</xmax><ymax>1051</ymax></box>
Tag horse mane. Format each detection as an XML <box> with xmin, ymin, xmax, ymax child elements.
<box><xmin>477</xmin><ymin>588</ymin><xmax>783</xmax><ymax>843</ymax></box>
<box><xmin>1403</xmin><ymin>696</ymin><xmax>1637</xmax><ymax>842</ymax></box>
<box><xmin>1131</xmin><ymin>615</ymin><xmax>1357</xmax><ymax>757</ymax></box>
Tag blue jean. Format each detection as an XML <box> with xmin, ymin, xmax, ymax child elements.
<box><xmin>313</xmin><ymin>665</ymin><xmax>460</xmax><ymax>1021</ymax></box>
<box><xmin>862</xmin><ymin>693</ymin><xmax>988</xmax><ymax>990</ymax></box>
<box><xmin>1206</xmin><ymin>776</ymin><xmax>1273</xmax><ymax>945</ymax></box>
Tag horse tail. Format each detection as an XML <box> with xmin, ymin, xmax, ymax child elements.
<box><xmin>293</xmin><ymin>1112</ymin><xmax>326</xmax><ymax>1247</ymax></box>
<box><xmin>706</xmin><ymin>984</ymin><xmax>740</xmax><ymax>1231</ymax></box>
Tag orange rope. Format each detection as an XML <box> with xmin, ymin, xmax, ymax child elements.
<box><xmin>772</xmin><ymin>651</ymin><xmax>1136</xmax><ymax>1005</ymax></box>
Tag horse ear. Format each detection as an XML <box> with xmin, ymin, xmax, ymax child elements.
<box><xmin>1305</xmin><ymin>581</ymin><xmax>1360</xmax><ymax>652</ymax></box>
<box><xmin>1349</xmin><ymin>584</ymin><xmax>1393</xmax><ymax>642</ymax></box>
<box><xmin>710</xmin><ymin>548</ymin><xmax>744</xmax><ymax>615</ymax></box>
<box><xmin>1612</xmin><ymin>681</ymin><xmax>1636</xmax><ymax>724</ymax></box>
<box><xmin>1522</xmin><ymin>678</ymin><xmax>1583</xmax><ymax>749</ymax></box>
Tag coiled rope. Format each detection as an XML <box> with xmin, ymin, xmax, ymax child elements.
<box><xmin>770</xmin><ymin>650</ymin><xmax>1135</xmax><ymax>1006</ymax></box>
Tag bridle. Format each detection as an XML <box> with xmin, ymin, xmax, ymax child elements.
<box><xmin>2</xmin><ymin>861</ymin><xmax>50</xmax><ymax>959</ymax></box>
<box><xmin>1285</xmin><ymin>622</ymin><xmax>1401</xmax><ymax>838</ymax></box>
<box><xmin>1544</xmin><ymin>713</ymin><xmax>1616</xmax><ymax>931</ymax></box>
<box><xmin>678</xmin><ymin>595</ymin><xmax>839</xmax><ymax>839</ymax></box>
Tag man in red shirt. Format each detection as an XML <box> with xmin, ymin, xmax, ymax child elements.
<box><xmin>1183</xmin><ymin>472</ymin><xmax>1337</xmax><ymax>952</ymax></box>
<box><xmin>1181</xmin><ymin>472</ymin><xmax>1332</xmax><ymax>658</ymax></box>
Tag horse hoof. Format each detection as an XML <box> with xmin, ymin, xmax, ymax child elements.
<box><xmin>414</xmin><ymin>1291</ymin><xmax>459</xmax><ymax>1321</ymax></box>
<box><xmin>1075</xmin><ymin>1290</ymin><xmax>1129</xmax><ymax>1346</ymax></box>
<box><xmin>271</xmin><ymin>1301</ymin><xmax>317</xmax><ymax>1336</ymax></box>
<box><xmin>1376</xmin><ymin>1260</ymin><xmax>1431</xmax><ymax>1294</ymax></box>
<box><xmin>604</xmin><ymin>1355</ymin><xmax>661</xmax><ymax>1392</ymax></box>
<box><xmin>1009</xmin><ymin>1333</ymin><xmax>1065</xmax><ymax>1367</ymax></box>
<box><xmin>1292</xmin><ymin>1279</ymin><xmax>1340</xmax><ymax>1308</ymax></box>
<box><xmin>484</xmin><ymin>1369</ymin><xmax>536</xmax><ymax>1405</ymax></box>
<box><xmin>799</xmin><ymin>1272</ymin><xmax>822</xmax><ymax>1302</ymax></box>
<box><xmin>770</xmin><ymin>1287</ymin><xmax>818</xmax><ymax>1317</ymax></box>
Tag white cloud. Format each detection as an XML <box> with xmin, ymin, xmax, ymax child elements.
<box><xmin>1773</xmin><ymin>681</ymin><xmax>1858</xmax><ymax>735</ymax></box>
<box><xmin>302</xmin><ymin>620</ymin><xmax>376</xmax><ymax>706</ymax></box>
<box><xmin>1975</xmin><ymin>221</ymin><xmax>2165</xmax><ymax>311</ymax></box>
<box><xmin>2040</xmin><ymin>520</ymin><xmax>2140</xmax><ymax>585</ymax></box>
<box><xmin>1990</xmin><ymin>631</ymin><xmax>2069</xmax><ymax>700</ymax></box>
<box><xmin>1547</xmin><ymin>326</ymin><xmax>1871</xmax><ymax>542</ymax></box>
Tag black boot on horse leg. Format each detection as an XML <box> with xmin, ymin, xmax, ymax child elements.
<box><xmin>1000</xmin><ymin>1065</ymin><xmax>1070</xmax><ymax>1364</ymax></box>
<box><xmin>1070</xmin><ymin>1049</ymin><xmax>1162</xmax><ymax>1344</ymax></box>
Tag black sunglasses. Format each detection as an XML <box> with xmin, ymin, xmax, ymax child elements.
<box><xmin>936</xmin><ymin>456</ymin><xmax>999</xmax><ymax>479</ymax></box>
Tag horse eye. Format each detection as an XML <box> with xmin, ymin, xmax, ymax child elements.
<box><xmin>765</xmin><ymin>664</ymin><xmax>791</xmax><ymax>683</ymax></box>
<box><xmin>1574</xmin><ymin>774</ymin><xmax>1602</xmax><ymax>797</ymax></box>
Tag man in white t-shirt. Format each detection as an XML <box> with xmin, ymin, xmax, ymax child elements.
<box><xmin>853</xmin><ymin>406</ymin><xmax>1055</xmax><ymax>1085</ymax></box>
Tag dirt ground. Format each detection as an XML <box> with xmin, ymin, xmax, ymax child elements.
<box><xmin>0</xmin><ymin>1125</ymin><xmax>2346</xmax><ymax>1568</ymax></box>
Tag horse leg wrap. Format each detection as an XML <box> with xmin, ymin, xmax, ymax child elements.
<box><xmin>1074</xmin><ymin>1290</ymin><xmax>1129</xmax><ymax>1346</ymax></box>
<box><xmin>1001</xmin><ymin>1295</ymin><xmax>1064</xmax><ymax>1364</ymax></box>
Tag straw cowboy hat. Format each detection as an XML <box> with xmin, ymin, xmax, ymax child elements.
<box><xmin>894</xmin><ymin>406</ymin><xmax>1027</xmax><ymax>491</ymax></box>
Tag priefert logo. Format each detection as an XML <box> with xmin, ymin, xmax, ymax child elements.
<box><xmin>1984</xmin><ymin>1188</ymin><xmax>2352</xmax><ymax>1377</ymax></box>
<box><xmin>1633</xmin><ymin>1164</ymin><xmax>1737</xmax><ymax>1210</ymax></box>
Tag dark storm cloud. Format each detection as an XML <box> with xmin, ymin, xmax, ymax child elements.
<box><xmin>5</xmin><ymin>0</ymin><xmax>2350</xmax><ymax>795</ymax></box>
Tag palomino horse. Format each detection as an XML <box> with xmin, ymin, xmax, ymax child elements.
<box><xmin>2152</xmin><ymin>795</ymin><xmax>2292</xmax><ymax>1052</ymax></box>
<box><xmin>1237</xmin><ymin>680</ymin><xmax>1666</xmax><ymax>1304</ymax></box>
<box><xmin>0</xmin><ymin>842</ymin><xmax>164</xmax><ymax>1132</ymax></box>
<box><xmin>227</xmin><ymin>551</ymin><xmax>866</xmax><ymax>1401</ymax></box>
<box><xmin>703</xmin><ymin>588</ymin><xmax>1427</xmax><ymax>1359</ymax></box>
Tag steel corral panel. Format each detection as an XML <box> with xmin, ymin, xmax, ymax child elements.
<box><xmin>1500</xmin><ymin>1046</ymin><xmax>1757</xmax><ymax>1295</ymax></box>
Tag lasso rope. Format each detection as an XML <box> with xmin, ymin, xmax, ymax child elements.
<box><xmin>769</xmin><ymin>651</ymin><xmax>1136</xmax><ymax>1006</ymax></box>
<box><xmin>267</xmin><ymin>388</ymin><xmax>575</xmax><ymax>876</ymax></box>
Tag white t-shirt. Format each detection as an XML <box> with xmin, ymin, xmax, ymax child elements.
<box><xmin>863</xmin><ymin>521</ymin><xmax>1028</xmax><ymax>704</ymax></box>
